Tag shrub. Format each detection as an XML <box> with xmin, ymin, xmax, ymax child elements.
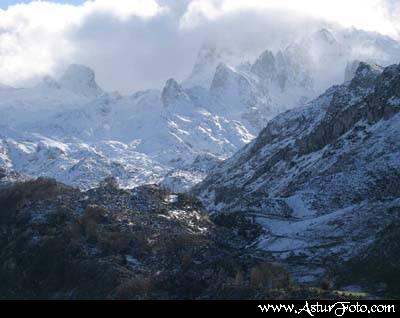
<box><xmin>99</xmin><ymin>231</ymin><xmax>131</xmax><ymax>254</ymax></box>
<box><xmin>250</xmin><ymin>262</ymin><xmax>290</xmax><ymax>290</ymax></box>
<box><xmin>0</xmin><ymin>177</ymin><xmax>65</xmax><ymax>223</ymax></box>
<box><xmin>163</xmin><ymin>233</ymin><xmax>210</xmax><ymax>258</ymax></box>
<box><xmin>83</xmin><ymin>219</ymin><xmax>98</xmax><ymax>243</ymax></box>
<box><xmin>79</xmin><ymin>205</ymin><xmax>107</xmax><ymax>243</ymax></box>
<box><xmin>0</xmin><ymin>168</ymin><xmax>6</xmax><ymax>180</ymax></box>
<box><xmin>212</xmin><ymin>212</ymin><xmax>264</xmax><ymax>240</ymax></box>
<box><xmin>99</xmin><ymin>176</ymin><xmax>119</xmax><ymax>189</ymax></box>
<box><xmin>112</xmin><ymin>276</ymin><xmax>155</xmax><ymax>300</ymax></box>
<box><xmin>82</xmin><ymin>205</ymin><xmax>107</xmax><ymax>222</ymax></box>
<box><xmin>234</xmin><ymin>271</ymin><xmax>245</xmax><ymax>286</ymax></box>
<box><xmin>180</xmin><ymin>253</ymin><xmax>193</xmax><ymax>270</ymax></box>
<box><xmin>47</xmin><ymin>207</ymin><xmax>71</xmax><ymax>226</ymax></box>
<box><xmin>320</xmin><ymin>278</ymin><xmax>334</xmax><ymax>291</ymax></box>
<box><xmin>130</xmin><ymin>230</ymin><xmax>150</xmax><ymax>254</ymax></box>
<box><xmin>177</xmin><ymin>192</ymin><xmax>203</xmax><ymax>207</ymax></box>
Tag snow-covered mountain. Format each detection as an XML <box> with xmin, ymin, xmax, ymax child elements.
<box><xmin>0</xmin><ymin>61</ymin><xmax>256</xmax><ymax>189</ymax></box>
<box><xmin>0</xmin><ymin>28</ymin><xmax>399</xmax><ymax>190</ymax></box>
<box><xmin>195</xmin><ymin>61</ymin><xmax>400</xmax><ymax>283</ymax></box>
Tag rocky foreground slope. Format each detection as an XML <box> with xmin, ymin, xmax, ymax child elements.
<box><xmin>0</xmin><ymin>176</ymin><xmax>293</xmax><ymax>300</ymax></box>
<box><xmin>2</xmin><ymin>175</ymin><xmax>384</xmax><ymax>299</ymax></box>
<box><xmin>195</xmin><ymin>62</ymin><xmax>400</xmax><ymax>293</ymax></box>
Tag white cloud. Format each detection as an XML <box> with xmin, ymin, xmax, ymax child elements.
<box><xmin>383</xmin><ymin>0</ymin><xmax>400</xmax><ymax>37</ymax></box>
<box><xmin>83</xmin><ymin>0</ymin><xmax>165</xmax><ymax>20</ymax></box>
<box><xmin>0</xmin><ymin>0</ymin><xmax>399</xmax><ymax>92</ymax></box>
<box><xmin>181</xmin><ymin>0</ymin><xmax>399</xmax><ymax>38</ymax></box>
<box><xmin>0</xmin><ymin>0</ymin><xmax>166</xmax><ymax>88</ymax></box>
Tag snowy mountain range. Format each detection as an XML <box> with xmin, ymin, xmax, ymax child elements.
<box><xmin>0</xmin><ymin>28</ymin><xmax>399</xmax><ymax>191</ymax></box>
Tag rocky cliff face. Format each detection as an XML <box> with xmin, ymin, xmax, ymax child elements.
<box><xmin>195</xmin><ymin>62</ymin><xmax>400</xmax><ymax>291</ymax></box>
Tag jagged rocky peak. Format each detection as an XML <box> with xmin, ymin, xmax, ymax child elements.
<box><xmin>209</xmin><ymin>62</ymin><xmax>267</xmax><ymax>123</ymax></box>
<box><xmin>196</xmin><ymin>43</ymin><xmax>222</xmax><ymax>67</ymax></box>
<box><xmin>313</xmin><ymin>28</ymin><xmax>338</xmax><ymax>46</ymax></box>
<box><xmin>354</xmin><ymin>61</ymin><xmax>384</xmax><ymax>78</ymax></box>
<box><xmin>344</xmin><ymin>60</ymin><xmax>362</xmax><ymax>82</ymax></box>
<box><xmin>274</xmin><ymin>51</ymin><xmax>289</xmax><ymax>90</ymax></box>
<box><xmin>275</xmin><ymin>50</ymin><xmax>286</xmax><ymax>65</ymax></box>
<box><xmin>374</xmin><ymin>63</ymin><xmax>400</xmax><ymax>106</ymax></box>
<box><xmin>210</xmin><ymin>62</ymin><xmax>255</xmax><ymax>93</ymax></box>
<box><xmin>349</xmin><ymin>61</ymin><xmax>384</xmax><ymax>90</ymax></box>
<box><xmin>282</xmin><ymin>43</ymin><xmax>314</xmax><ymax>89</ymax></box>
<box><xmin>183</xmin><ymin>42</ymin><xmax>225</xmax><ymax>88</ymax></box>
<box><xmin>210</xmin><ymin>62</ymin><xmax>236</xmax><ymax>91</ymax></box>
<box><xmin>161</xmin><ymin>78</ymin><xmax>192</xmax><ymax>109</ymax></box>
<box><xmin>59</xmin><ymin>64</ymin><xmax>103</xmax><ymax>97</ymax></box>
<box><xmin>250</xmin><ymin>50</ymin><xmax>277</xmax><ymax>79</ymax></box>
<box><xmin>250</xmin><ymin>46</ymin><xmax>312</xmax><ymax>92</ymax></box>
<box><xmin>303</xmin><ymin>28</ymin><xmax>343</xmax><ymax>65</ymax></box>
<box><xmin>283</xmin><ymin>42</ymin><xmax>309</xmax><ymax>67</ymax></box>
<box><xmin>380</xmin><ymin>63</ymin><xmax>400</xmax><ymax>84</ymax></box>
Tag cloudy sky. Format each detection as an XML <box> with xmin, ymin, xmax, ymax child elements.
<box><xmin>0</xmin><ymin>0</ymin><xmax>399</xmax><ymax>93</ymax></box>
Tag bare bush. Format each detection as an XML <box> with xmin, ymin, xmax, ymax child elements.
<box><xmin>250</xmin><ymin>262</ymin><xmax>290</xmax><ymax>290</ymax></box>
<box><xmin>99</xmin><ymin>231</ymin><xmax>131</xmax><ymax>253</ymax></box>
<box><xmin>79</xmin><ymin>205</ymin><xmax>107</xmax><ymax>243</ymax></box>
<box><xmin>112</xmin><ymin>276</ymin><xmax>155</xmax><ymax>300</ymax></box>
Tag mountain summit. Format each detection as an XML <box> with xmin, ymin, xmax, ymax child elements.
<box><xmin>161</xmin><ymin>78</ymin><xmax>192</xmax><ymax>112</ymax></box>
<box><xmin>59</xmin><ymin>64</ymin><xmax>103</xmax><ymax>98</ymax></box>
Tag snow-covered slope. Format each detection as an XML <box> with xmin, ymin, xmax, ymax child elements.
<box><xmin>0</xmin><ymin>83</ymin><xmax>16</xmax><ymax>91</ymax></box>
<box><xmin>195</xmin><ymin>62</ymin><xmax>400</xmax><ymax>282</ymax></box>
<box><xmin>0</xmin><ymin>135</ymin><xmax>166</xmax><ymax>190</ymax></box>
